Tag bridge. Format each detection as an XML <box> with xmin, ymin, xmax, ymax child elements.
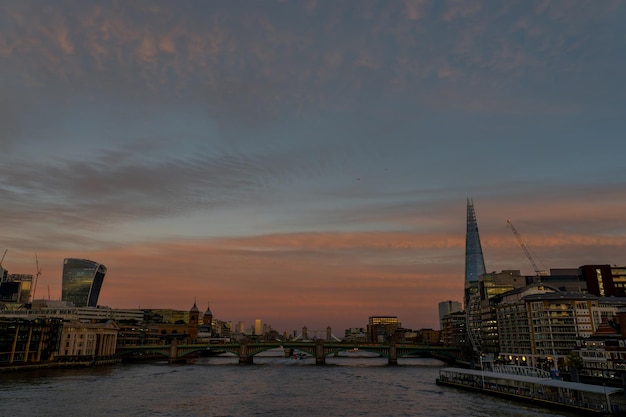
<box><xmin>116</xmin><ymin>340</ymin><xmax>462</xmax><ymax>365</ymax></box>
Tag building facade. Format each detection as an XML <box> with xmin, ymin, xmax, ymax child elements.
<box><xmin>478</xmin><ymin>270</ymin><xmax>528</xmax><ymax>355</ymax></box>
<box><xmin>438</xmin><ymin>300</ymin><xmax>462</xmax><ymax>330</ymax></box>
<box><xmin>0</xmin><ymin>273</ymin><xmax>33</xmax><ymax>305</ymax></box>
<box><xmin>58</xmin><ymin>320</ymin><xmax>118</xmax><ymax>363</ymax></box>
<box><xmin>441</xmin><ymin>310</ymin><xmax>466</xmax><ymax>347</ymax></box>
<box><xmin>367</xmin><ymin>316</ymin><xmax>400</xmax><ymax>342</ymax></box>
<box><xmin>581</xmin><ymin>265</ymin><xmax>626</xmax><ymax>298</ymax></box>
<box><xmin>496</xmin><ymin>292</ymin><xmax>626</xmax><ymax>370</ymax></box>
<box><xmin>0</xmin><ymin>317</ymin><xmax>63</xmax><ymax>365</ymax></box>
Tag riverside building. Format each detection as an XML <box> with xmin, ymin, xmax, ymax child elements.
<box><xmin>0</xmin><ymin>316</ymin><xmax>63</xmax><ymax>366</ymax></box>
<box><xmin>438</xmin><ymin>300</ymin><xmax>462</xmax><ymax>330</ymax></box>
<box><xmin>496</xmin><ymin>291</ymin><xmax>626</xmax><ymax>370</ymax></box>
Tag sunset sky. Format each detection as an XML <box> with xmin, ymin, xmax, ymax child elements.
<box><xmin>1</xmin><ymin>1</ymin><xmax>625</xmax><ymax>334</ymax></box>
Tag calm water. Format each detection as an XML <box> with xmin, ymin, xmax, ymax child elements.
<box><xmin>0</xmin><ymin>356</ymin><xmax>579</xmax><ymax>417</ymax></box>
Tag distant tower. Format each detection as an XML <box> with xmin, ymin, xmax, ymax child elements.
<box><xmin>188</xmin><ymin>300</ymin><xmax>199</xmax><ymax>341</ymax></box>
<box><xmin>464</xmin><ymin>199</ymin><xmax>487</xmax><ymax>353</ymax></box>
<box><xmin>61</xmin><ymin>258</ymin><xmax>107</xmax><ymax>307</ymax></box>
<box><xmin>203</xmin><ymin>302</ymin><xmax>213</xmax><ymax>330</ymax></box>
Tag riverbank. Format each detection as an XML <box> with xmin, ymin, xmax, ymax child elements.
<box><xmin>0</xmin><ymin>358</ymin><xmax>120</xmax><ymax>373</ymax></box>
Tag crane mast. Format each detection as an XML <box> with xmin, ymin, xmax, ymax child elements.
<box><xmin>31</xmin><ymin>253</ymin><xmax>42</xmax><ymax>301</ymax></box>
<box><xmin>506</xmin><ymin>220</ymin><xmax>546</xmax><ymax>276</ymax></box>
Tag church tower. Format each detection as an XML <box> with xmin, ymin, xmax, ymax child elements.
<box><xmin>188</xmin><ymin>300</ymin><xmax>199</xmax><ymax>341</ymax></box>
<box><xmin>203</xmin><ymin>302</ymin><xmax>214</xmax><ymax>335</ymax></box>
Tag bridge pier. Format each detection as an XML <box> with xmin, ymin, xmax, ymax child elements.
<box><xmin>169</xmin><ymin>339</ymin><xmax>182</xmax><ymax>363</ymax></box>
<box><xmin>388</xmin><ymin>344</ymin><xmax>397</xmax><ymax>366</ymax></box>
<box><xmin>315</xmin><ymin>340</ymin><xmax>325</xmax><ymax>365</ymax></box>
<box><xmin>239</xmin><ymin>340</ymin><xmax>253</xmax><ymax>364</ymax></box>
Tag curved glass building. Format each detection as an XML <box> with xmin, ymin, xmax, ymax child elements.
<box><xmin>61</xmin><ymin>258</ymin><xmax>107</xmax><ymax>307</ymax></box>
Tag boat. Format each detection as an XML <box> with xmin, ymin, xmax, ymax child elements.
<box><xmin>436</xmin><ymin>366</ymin><xmax>626</xmax><ymax>415</ymax></box>
<box><xmin>291</xmin><ymin>353</ymin><xmax>308</xmax><ymax>360</ymax></box>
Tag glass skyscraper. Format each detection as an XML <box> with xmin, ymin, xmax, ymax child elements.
<box><xmin>465</xmin><ymin>198</ymin><xmax>486</xmax><ymax>286</ymax></box>
<box><xmin>61</xmin><ymin>258</ymin><xmax>107</xmax><ymax>307</ymax></box>
<box><xmin>464</xmin><ymin>199</ymin><xmax>487</xmax><ymax>353</ymax></box>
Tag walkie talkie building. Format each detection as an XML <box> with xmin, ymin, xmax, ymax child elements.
<box><xmin>61</xmin><ymin>258</ymin><xmax>107</xmax><ymax>307</ymax></box>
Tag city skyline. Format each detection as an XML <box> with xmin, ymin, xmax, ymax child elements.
<box><xmin>1</xmin><ymin>1</ymin><xmax>625</xmax><ymax>331</ymax></box>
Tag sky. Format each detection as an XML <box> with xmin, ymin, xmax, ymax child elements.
<box><xmin>1</xmin><ymin>0</ymin><xmax>625</xmax><ymax>334</ymax></box>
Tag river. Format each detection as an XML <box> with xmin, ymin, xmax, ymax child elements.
<box><xmin>0</xmin><ymin>355</ymin><xmax>580</xmax><ymax>417</ymax></box>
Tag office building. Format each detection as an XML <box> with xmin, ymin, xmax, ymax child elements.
<box><xmin>580</xmin><ymin>265</ymin><xmax>626</xmax><ymax>297</ymax></box>
<box><xmin>367</xmin><ymin>316</ymin><xmax>400</xmax><ymax>342</ymax></box>
<box><xmin>441</xmin><ymin>310</ymin><xmax>466</xmax><ymax>347</ymax></box>
<box><xmin>0</xmin><ymin>316</ymin><xmax>63</xmax><ymax>365</ymax></box>
<box><xmin>478</xmin><ymin>270</ymin><xmax>528</xmax><ymax>355</ymax></box>
<box><xmin>0</xmin><ymin>261</ymin><xmax>33</xmax><ymax>305</ymax></box>
<box><xmin>496</xmin><ymin>292</ymin><xmax>626</xmax><ymax>369</ymax></box>
<box><xmin>438</xmin><ymin>300</ymin><xmax>462</xmax><ymax>330</ymax></box>
<box><xmin>61</xmin><ymin>258</ymin><xmax>107</xmax><ymax>308</ymax></box>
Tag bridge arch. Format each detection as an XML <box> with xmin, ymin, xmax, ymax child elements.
<box><xmin>116</xmin><ymin>342</ymin><xmax>462</xmax><ymax>365</ymax></box>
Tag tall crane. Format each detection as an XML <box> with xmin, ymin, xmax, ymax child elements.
<box><xmin>506</xmin><ymin>220</ymin><xmax>547</xmax><ymax>276</ymax></box>
<box><xmin>31</xmin><ymin>253</ymin><xmax>42</xmax><ymax>301</ymax></box>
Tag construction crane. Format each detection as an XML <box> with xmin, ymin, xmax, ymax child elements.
<box><xmin>31</xmin><ymin>253</ymin><xmax>42</xmax><ymax>301</ymax></box>
<box><xmin>0</xmin><ymin>249</ymin><xmax>7</xmax><ymax>268</ymax></box>
<box><xmin>507</xmin><ymin>220</ymin><xmax>547</xmax><ymax>276</ymax></box>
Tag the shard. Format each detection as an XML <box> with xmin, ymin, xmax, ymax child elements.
<box><xmin>464</xmin><ymin>198</ymin><xmax>486</xmax><ymax>288</ymax></box>
<box><xmin>464</xmin><ymin>198</ymin><xmax>486</xmax><ymax>353</ymax></box>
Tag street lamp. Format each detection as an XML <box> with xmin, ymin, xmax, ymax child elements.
<box><xmin>480</xmin><ymin>353</ymin><xmax>486</xmax><ymax>389</ymax></box>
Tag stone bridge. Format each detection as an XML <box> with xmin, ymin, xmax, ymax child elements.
<box><xmin>116</xmin><ymin>340</ymin><xmax>462</xmax><ymax>365</ymax></box>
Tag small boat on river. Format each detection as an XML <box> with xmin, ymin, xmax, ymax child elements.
<box><xmin>291</xmin><ymin>353</ymin><xmax>308</xmax><ymax>360</ymax></box>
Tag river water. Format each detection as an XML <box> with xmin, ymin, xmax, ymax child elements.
<box><xmin>0</xmin><ymin>355</ymin><xmax>579</xmax><ymax>417</ymax></box>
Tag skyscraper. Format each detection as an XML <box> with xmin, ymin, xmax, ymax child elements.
<box><xmin>465</xmin><ymin>199</ymin><xmax>486</xmax><ymax>289</ymax></box>
<box><xmin>464</xmin><ymin>199</ymin><xmax>487</xmax><ymax>353</ymax></box>
<box><xmin>61</xmin><ymin>258</ymin><xmax>107</xmax><ymax>307</ymax></box>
